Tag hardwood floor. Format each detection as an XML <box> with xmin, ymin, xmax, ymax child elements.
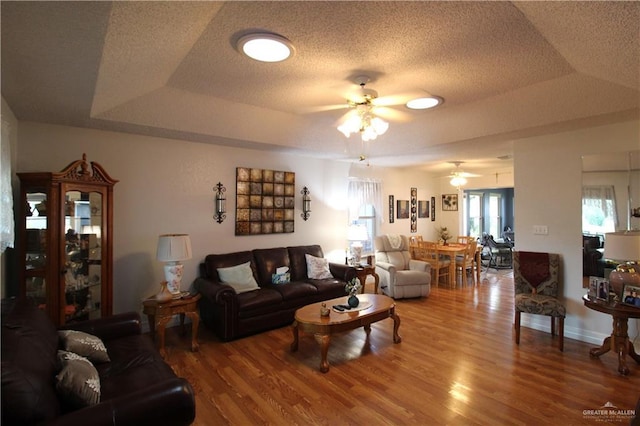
<box><xmin>163</xmin><ymin>271</ymin><xmax>640</xmax><ymax>425</ymax></box>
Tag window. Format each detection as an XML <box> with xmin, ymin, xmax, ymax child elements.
<box><xmin>488</xmin><ymin>193</ymin><xmax>503</xmax><ymax>238</ymax></box>
<box><xmin>352</xmin><ymin>204</ymin><xmax>376</xmax><ymax>255</ymax></box>
<box><xmin>467</xmin><ymin>193</ymin><xmax>483</xmax><ymax>238</ymax></box>
<box><xmin>582</xmin><ymin>185</ymin><xmax>617</xmax><ymax>235</ymax></box>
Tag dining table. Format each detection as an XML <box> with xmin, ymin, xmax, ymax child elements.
<box><xmin>411</xmin><ymin>242</ymin><xmax>482</xmax><ymax>288</ymax></box>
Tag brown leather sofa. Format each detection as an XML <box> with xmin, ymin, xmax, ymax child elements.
<box><xmin>1</xmin><ymin>298</ymin><xmax>195</xmax><ymax>426</ymax></box>
<box><xmin>195</xmin><ymin>245</ymin><xmax>356</xmax><ymax>341</ymax></box>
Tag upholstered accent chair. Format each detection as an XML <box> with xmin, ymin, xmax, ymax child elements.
<box><xmin>374</xmin><ymin>235</ymin><xmax>431</xmax><ymax>299</ymax></box>
<box><xmin>513</xmin><ymin>251</ymin><xmax>566</xmax><ymax>351</ymax></box>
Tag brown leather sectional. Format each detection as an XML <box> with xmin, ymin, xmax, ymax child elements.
<box><xmin>1</xmin><ymin>298</ymin><xmax>195</xmax><ymax>426</ymax></box>
<box><xmin>195</xmin><ymin>245</ymin><xmax>356</xmax><ymax>341</ymax></box>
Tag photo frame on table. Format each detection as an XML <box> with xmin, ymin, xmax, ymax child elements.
<box><xmin>622</xmin><ymin>284</ymin><xmax>640</xmax><ymax>308</ymax></box>
<box><xmin>389</xmin><ymin>195</ymin><xmax>394</xmax><ymax>223</ymax></box>
<box><xmin>396</xmin><ymin>200</ymin><xmax>410</xmax><ymax>219</ymax></box>
<box><xmin>442</xmin><ymin>194</ymin><xmax>458</xmax><ymax>211</ymax></box>
<box><xmin>596</xmin><ymin>279</ymin><xmax>609</xmax><ymax>301</ymax></box>
<box><xmin>418</xmin><ymin>200</ymin><xmax>429</xmax><ymax>218</ymax></box>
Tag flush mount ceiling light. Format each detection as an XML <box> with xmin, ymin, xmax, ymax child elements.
<box><xmin>406</xmin><ymin>96</ymin><xmax>443</xmax><ymax>110</ymax></box>
<box><xmin>237</xmin><ymin>33</ymin><xmax>294</xmax><ymax>62</ymax></box>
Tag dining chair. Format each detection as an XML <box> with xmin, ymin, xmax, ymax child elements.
<box><xmin>513</xmin><ymin>251</ymin><xmax>565</xmax><ymax>351</ymax></box>
<box><xmin>419</xmin><ymin>241</ymin><xmax>451</xmax><ymax>288</ymax></box>
<box><xmin>456</xmin><ymin>235</ymin><xmax>473</xmax><ymax>245</ymax></box>
<box><xmin>455</xmin><ymin>240</ymin><xmax>478</xmax><ymax>286</ymax></box>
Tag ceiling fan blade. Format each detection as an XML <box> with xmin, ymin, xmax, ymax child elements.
<box><xmin>300</xmin><ymin>103</ymin><xmax>350</xmax><ymax>114</ymax></box>
<box><xmin>372</xmin><ymin>106</ymin><xmax>412</xmax><ymax>123</ymax></box>
<box><xmin>372</xmin><ymin>94</ymin><xmax>410</xmax><ymax>107</ymax></box>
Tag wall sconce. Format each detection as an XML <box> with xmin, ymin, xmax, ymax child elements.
<box><xmin>214</xmin><ymin>182</ymin><xmax>226</xmax><ymax>223</ymax></box>
<box><xmin>301</xmin><ymin>186</ymin><xmax>311</xmax><ymax>221</ymax></box>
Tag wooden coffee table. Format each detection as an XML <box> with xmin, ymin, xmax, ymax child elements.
<box><xmin>290</xmin><ymin>294</ymin><xmax>401</xmax><ymax>373</ymax></box>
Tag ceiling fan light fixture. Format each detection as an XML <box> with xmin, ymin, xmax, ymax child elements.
<box><xmin>406</xmin><ymin>96</ymin><xmax>443</xmax><ymax>110</ymax></box>
<box><xmin>450</xmin><ymin>175</ymin><xmax>467</xmax><ymax>188</ymax></box>
<box><xmin>237</xmin><ymin>33</ymin><xmax>294</xmax><ymax>62</ymax></box>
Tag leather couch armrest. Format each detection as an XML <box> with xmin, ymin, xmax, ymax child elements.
<box><xmin>409</xmin><ymin>259</ymin><xmax>430</xmax><ymax>272</ymax></box>
<box><xmin>328</xmin><ymin>263</ymin><xmax>357</xmax><ymax>282</ymax></box>
<box><xmin>46</xmin><ymin>377</ymin><xmax>195</xmax><ymax>426</ymax></box>
<box><xmin>58</xmin><ymin>312</ymin><xmax>141</xmax><ymax>341</ymax></box>
<box><xmin>194</xmin><ymin>277</ymin><xmax>237</xmax><ymax>304</ymax></box>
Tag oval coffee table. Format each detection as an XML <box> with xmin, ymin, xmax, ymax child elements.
<box><xmin>290</xmin><ymin>294</ymin><xmax>401</xmax><ymax>373</ymax></box>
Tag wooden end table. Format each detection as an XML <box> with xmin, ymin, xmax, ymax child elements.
<box><xmin>582</xmin><ymin>295</ymin><xmax>640</xmax><ymax>375</ymax></box>
<box><xmin>291</xmin><ymin>294</ymin><xmax>401</xmax><ymax>373</ymax></box>
<box><xmin>142</xmin><ymin>293</ymin><xmax>201</xmax><ymax>358</ymax></box>
<box><xmin>355</xmin><ymin>264</ymin><xmax>380</xmax><ymax>294</ymax></box>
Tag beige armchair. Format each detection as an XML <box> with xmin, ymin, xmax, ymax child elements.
<box><xmin>374</xmin><ymin>235</ymin><xmax>431</xmax><ymax>299</ymax></box>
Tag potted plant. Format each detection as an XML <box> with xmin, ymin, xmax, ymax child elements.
<box><xmin>437</xmin><ymin>226</ymin><xmax>452</xmax><ymax>245</ymax></box>
<box><xmin>345</xmin><ymin>278</ymin><xmax>361</xmax><ymax>307</ymax></box>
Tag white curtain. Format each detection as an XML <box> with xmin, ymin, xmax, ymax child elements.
<box><xmin>582</xmin><ymin>185</ymin><xmax>618</xmax><ymax>229</ymax></box>
<box><xmin>0</xmin><ymin>118</ymin><xmax>14</xmax><ymax>252</ymax></box>
<box><xmin>347</xmin><ymin>178</ymin><xmax>383</xmax><ymax>224</ymax></box>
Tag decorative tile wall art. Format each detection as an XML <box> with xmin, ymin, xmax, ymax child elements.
<box><xmin>389</xmin><ymin>195</ymin><xmax>395</xmax><ymax>223</ymax></box>
<box><xmin>236</xmin><ymin>167</ymin><xmax>295</xmax><ymax>235</ymax></box>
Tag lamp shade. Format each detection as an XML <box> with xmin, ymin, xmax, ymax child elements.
<box><xmin>347</xmin><ymin>224</ymin><xmax>369</xmax><ymax>242</ymax></box>
<box><xmin>604</xmin><ymin>231</ymin><xmax>640</xmax><ymax>262</ymax></box>
<box><xmin>156</xmin><ymin>234</ymin><xmax>192</xmax><ymax>262</ymax></box>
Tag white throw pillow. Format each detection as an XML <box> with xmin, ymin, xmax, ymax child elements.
<box><xmin>305</xmin><ymin>254</ymin><xmax>333</xmax><ymax>279</ymax></box>
<box><xmin>217</xmin><ymin>261</ymin><xmax>260</xmax><ymax>293</ymax></box>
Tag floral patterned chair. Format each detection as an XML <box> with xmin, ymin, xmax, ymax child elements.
<box><xmin>513</xmin><ymin>251</ymin><xmax>566</xmax><ymax>351</ymax></box>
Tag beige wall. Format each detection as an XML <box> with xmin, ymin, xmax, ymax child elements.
<box><xmin>12</xmin><ymin>122</ymin><xmax>439</xmax><ymax>318</ymax></box>
<box><xmin>513</xmin><ymin>120</ymin><xmax>640</xmax><ymax>343</ymax></box>
<box><xmin>9</xmin><ymin>117</ymin><xmax>640</xmax><ymax>344</ymax></box>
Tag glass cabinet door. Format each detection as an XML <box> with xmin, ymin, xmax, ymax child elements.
<box><xmin>63</xmin><ymin>189</ymin><xmax>103</xmax><ymax>323</ymax></box>
<box><xmin>24</xmin><ymin>190</ymin><xmax>48</xmax><ymax>310</ymax></box>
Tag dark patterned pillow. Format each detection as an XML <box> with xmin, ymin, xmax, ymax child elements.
<box><xmin>58</xmin><ymin>330</ymin><xmax>110</xmax><ymax>363</ymax></box>
<box><xmin>55</xmin><ymin>350</ymin><xmax>100</xmax><ymax>408</ymax></box>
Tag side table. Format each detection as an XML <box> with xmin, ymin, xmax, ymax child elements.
<box><xmin>355</xmin><ymin>265</ymin><xmax>380</xmax><ymax>294</ymax></box>
<box><xmin>582</xmin><ymin>295</ymin><xmax>640</xmax><ymax>375</ymax></box>
<box><xmin>143</xmin><ymin>293</ymin><xmax>201</xmax><ymax>358</ymax></box>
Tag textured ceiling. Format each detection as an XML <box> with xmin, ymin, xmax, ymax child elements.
<box><xmin>2</xmin><ymin>1</ymin><xmax>638</xmax><ymax>174</ymax></box>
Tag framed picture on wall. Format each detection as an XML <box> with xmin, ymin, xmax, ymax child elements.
<box><xmin>389</xmin><ymin>195</ymin><xmax>394</xmax><ymax>223</ymax></box>
<box><xmin>396</xmin><ymin>200</ymin><xmax>410</xmax><ymax>219</ymax></box>
<box><xmin>431</xmin><ymin>196</ymin><xmax>436</xmax><ymax>221</ymax></box>
<box><xmin>442</xmin><ymin>194</ymin><xmax>458</xmax><ymax>211</ymax></box>
<box><xmin>418</xmin><ymin>200</ymin><xmax>429</xmax><ymax>218</ymax></box>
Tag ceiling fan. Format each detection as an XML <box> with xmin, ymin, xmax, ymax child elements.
<box><xmin>446</xmin><ymin>161</ymin><xmax>481</xmax><ymax>188</ymax></box>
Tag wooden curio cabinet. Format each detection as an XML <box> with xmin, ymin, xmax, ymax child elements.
<box><xmin>17</xmin><ymin>154</ymin><xmax>118</xmax><ymax>326</ymax></box>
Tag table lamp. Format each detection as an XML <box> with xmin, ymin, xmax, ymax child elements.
<box><xmin>156</xmin><ymin>234</ymin><xmax>192</xmax><ymax>294</ymax></box>
<box><xmin>604</xmin><ymin>230</ymin><xmax>640</xmax><ymax>296</ymax></box>
<box><xmin>347</xmin><ymin>224</ymin><xmax>369</xmax><ymax>265</ymax></box>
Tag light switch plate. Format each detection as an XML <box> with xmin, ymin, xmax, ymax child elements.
<box><xmin>533</xmin><ymin>225</ymin><xmax>548</xmax><ymax>235</ymax></box>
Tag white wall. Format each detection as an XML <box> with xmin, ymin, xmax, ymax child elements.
<box><xmin>513</xmin><ymin>120</ymin><xmax>640</xmax><ymax>344</ymax></box>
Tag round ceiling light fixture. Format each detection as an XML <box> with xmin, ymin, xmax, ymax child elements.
<box><xmin>237</xmin><ymin>33</ymin><xmax>294</xmax><ymax>62</ymax></box>
<box><xmin>406</xmin><ymin>96</ymin><xmax>443</xmax><ymax>110</ymax></box>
